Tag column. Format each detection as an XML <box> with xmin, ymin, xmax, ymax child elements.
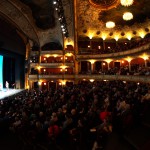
<box><xmin>103</xmin><ymin>40</ymin><xmax>105</xmax><ymax>50</ymax></box>
<box><xmin>128</xmin><ymin>61</ymin><xmax>131</xmax><ymax>72</ymax></box>
<box><xmin>91</xmin><ymin>62</ymin><xmax>95</xmax><ymax>73</ymax></box>
<box><xmin>144</xmin><ymin>59</ymin><xmax>147</xmax><ymax>67</ymax></box>
<box><xmin>87</xmin><ymin>61</ymin><xmax>91</xmax><ymax>73</ymax></box>
<box><xmin>107</xmin><ymin>62</ymin><xmax>110</xmax><ymax>70</ymax></box>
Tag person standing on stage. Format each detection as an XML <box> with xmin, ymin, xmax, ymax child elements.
<box><xmin>5</xmin><ymin>81</ymin><xmax>9</xmax><ymax>91</ymax></box>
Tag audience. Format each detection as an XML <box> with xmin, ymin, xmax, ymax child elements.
<box><xmin>0</xmin><ymin>81</ymin><xmax>149</xmax><ymax>149</ymax></box>
<box><xmin>78</xmin><ymin>37</ymin><xmax>150</xmax><ymax>55</ymax></box>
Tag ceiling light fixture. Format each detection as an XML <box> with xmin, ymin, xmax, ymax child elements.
<box><xmin>120</xmin><ymin>0</ymin><xmax>134</xmax><ymax>7</ymax></box>
<box><xmin>123</xmin><ymin>12</ymin><xmax>133</xmax><ymax>21</ymax></box>
<box><xmin>106</xmin><ymin>21</ymin><xmax>115</xmax><ymax>28</ymax></box>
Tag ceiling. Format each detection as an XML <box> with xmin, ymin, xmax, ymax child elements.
<box><xmin>0</xmin><ymin>0</ymin><xmax>150</xmax><ymax>50</ymax></box>
<box><xmin>77</xmin><ymin>0</ymin><xmax>150</xmax><ymax>40</ymax></box>
<box><xmin>19</xmin><ymin>0</ymin><xmax>56</xmax><ymax>30</ymax></box>
<box><xmin>0</xmin><ymin>15</ymin><xmax>26</xmax><ymax>54</ymax></box>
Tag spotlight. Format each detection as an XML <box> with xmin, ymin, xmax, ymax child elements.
<box><xmin>53</xmin><ymin>1</ymin><xmax>57</xmax><ymax>5</ymax></box>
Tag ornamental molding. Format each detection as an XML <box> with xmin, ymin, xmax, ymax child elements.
<box><xmin>89</xmin><ymin>0</ymin><xmax>120</xmax><ymax>10</ymax></box>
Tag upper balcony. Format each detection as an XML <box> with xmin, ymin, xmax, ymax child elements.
<box><xmin>40</xmin><ymin>50</ymin><xmax>63</xmax><ymax>55</ymax></box>
<box><xmin>28</xmin><ymin>73</ymin><xmax>150</xmax><ymax>83</ymax></box>
<box><xmin>77</xmin><ymin>36</ymin><xmax>150</xmax><ymax>59</ymax></box>
<box><xmin>30</xmin><ymin>51</ymin><xmax>39</xmax><ymax>56</ymax></box>
<box><xmin>77</xmin><ymin>42</ymin><xmax>150</xmax><ymax>60</ymax></box>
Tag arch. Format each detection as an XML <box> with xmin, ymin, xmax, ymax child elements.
<box><xmin>41</xmin><ymin>42</ymin><xmax>63</xmax><ymax>50</ymax></box>
<box><xmin>0</xmin><ymin>0</ymin><xmax>39</xmax><ymax>44</ymax></box>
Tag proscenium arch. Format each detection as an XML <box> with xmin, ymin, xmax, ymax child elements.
<box><xmin>0</xmin><ymin>0</ymin><xmax>40</xmax><ymax>45</ymax></box>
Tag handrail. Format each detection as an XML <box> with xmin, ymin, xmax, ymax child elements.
<box><xmin>77</xmin><ymin>43</ymin><xmax>150</xmax><ymax>59</ymax></box>
<box><xmin>28</xmin><ymin>74</ymin><xmax>150</xmax><ymax>83</ymax></box>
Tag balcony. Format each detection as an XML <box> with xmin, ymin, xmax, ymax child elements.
<box><xmin>40</xmin><ymin>50</ymin><xmax>63</xmax><ymax>55</ymax></box>
<box><xmin>28</xmin><ymin>74</ymin><xmax>38</xmax><ymax>80</ymax></box>
<box><xmin>64</xmin><ymin>62</ymin><xmax>74</xmax><ymax>67</ymax></box>
<box><xmin>77</xmin><ymin>43</ymin><xmax>150</xmax><ymax>60</ymax></box>
<box><xmin>75</xmin><ymin>74</ymin><xmax>150</xmax><ymax>83</ymax></box>
<box><xmin>30</xmin><ymin>63</ymin><xmax>39</xmax><ymax>67</ymax></box>
<box><xmin>30</xmin><ymin>51</ymin><xmax>39</xmax><ymax>56</ymax></box>
<box><xmin>39</xmin><ymin>74</ymin><xmax>75</xmax><ymax>79</ymax></box>
<box><xmin>40</xmin><ymin>63</ymin><xmax>63</xmax><ymax>68</ymax></box>
<box><xmin>29</xmin><ymin>73</ymin><xmax>150</xmax><ymax>83</ymax></box>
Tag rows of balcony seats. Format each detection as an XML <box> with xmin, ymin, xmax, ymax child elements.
<box><xmin>30</xmin><ymin>65</ymin><xmax>150</xmax><ymax>76</ymax></box>
<box><xmin>79</xmin><ymin>65</ymin><xmax>150</xmax><ymax>76</ymax></box>
<box><xmin>78</xmin><ymin>37</ymin><xmax>150</xmax><ymax>55</ymax></box>
<box><xmin>0</xmin><ymin>80</ymin><xmax>150</xmax><ymax>149</ymax></box>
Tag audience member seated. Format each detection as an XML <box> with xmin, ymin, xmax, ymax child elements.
<box><xmin>0</xmin><ymin>80</ymin><xmax>150</xmax><ymax>149</ymax></box>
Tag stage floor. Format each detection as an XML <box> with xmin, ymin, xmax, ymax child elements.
<box><xmin>0</xmin><ymin>89</ymin><xmax>24</xmax><ymax>100</ymax></box>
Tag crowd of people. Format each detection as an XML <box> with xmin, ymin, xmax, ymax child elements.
<box><xmin>0</xmin><ymin>81</ymin><xmax>150</xmax><ymax>150</ymax></box>
<box><xmin>78</xmin><ymin>36</ymin><xmax>150</xmax><ymax>55</ymax></box>
<box><xmin>79</xmin><ymin>65</ymin><xmax>150</xmax><ymax>76</ymax></box>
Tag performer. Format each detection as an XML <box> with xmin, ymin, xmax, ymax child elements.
<box><xmin>5</xmin><ymin>81</ymin><xmax>9</xmax><ymax>91</ymax></box>
<box><xmin>0</xmin><ymin>83</ymin><xmax>2</xmax><ymax>91</ymax></box>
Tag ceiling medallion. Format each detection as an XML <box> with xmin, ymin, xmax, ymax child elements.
<box><xmin>89</xmin><ymin>0</ymin><xmax>120</xmax><ymax>10</ymax></box>
<box><xmin>120</xmin><ymin>0</ymin><xmax>134</xmax><ymax>7</ymax></box>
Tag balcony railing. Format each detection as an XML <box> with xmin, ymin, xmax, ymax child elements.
<box><xmin>30</xmin><ymin>63</ymin><xmax>39</xmax><ymax>67</ymax></box>
<box><xmin>40</xmin><ymin>63</ymin><xmax>63</xmax><ymax>67</ymax></box>
<box><xmin>77</xmin><ymin>43</ymin><xmax>150</xmax><ymax>59</ymax></box>
<box><xmin>29</xmin><ymin>74</ymin><xmax>150</xmax><ymax>83</ymax></box>
<box><xmin>40</xmin><ymin>50</ymin><xmax>63</xmax><ymax>55</ymax></box>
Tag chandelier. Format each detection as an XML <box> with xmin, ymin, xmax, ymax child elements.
<box><xmin>120</xmin><ymin>0</ymin><xmax>134</xmax><ymax>7</ymax></box>
<box><xmin>123</xmin><ymin>12</ymin><xmax>133</xmax><ymax>21</ymax></box>
<box><xmin>106</xmin><ymin>21</ymin><xmax>115</xmax><ymax>28</ymax></box>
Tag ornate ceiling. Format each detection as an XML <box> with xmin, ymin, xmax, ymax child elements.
<box><xmin>77</xmin><ymin>0</ymin><xmax>150</xmax><ymax>40</ymax></box>
<box><xmin>0</xmin><ymin>0</ymin><xmax>150</xmax><ymax>50</ymax></box>
<box><xmin>0</xmin><ymin>0</ymin><xmax>73</xmax><ymax>48</ymax></box>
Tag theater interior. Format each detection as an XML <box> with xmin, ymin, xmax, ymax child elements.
<box><xmin>0</xmin><ymin>0</ymin><xmax>150</xmax><ymax>150</ymax></box>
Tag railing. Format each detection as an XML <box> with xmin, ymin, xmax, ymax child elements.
<box><xmin>75</xmin><ymin>75</ymin><xmax>150</xmax><ymax>83</ymax></box>
<box><xmin>30</xmin><ymin>51</ymin><xmax>39</xmax><ymax>56</ymax></box>
<box><xmin>39</xmin><ymin>62</ymin><xmax>74</xmax><ymax>67</ymax></box>
<box><xmin>40</xmin><ymin>50</ymin><xmax>63</xmax><ymax>55</ymax></box>
<box><xmin>29</xmin><ymin>74</ymin><xmax>150</xmax><ymax>83</ymax></box>
<box><xmin>77</xmin><ymin>43</ymin><xmax>150</xmax><ymax>59</ymax></box>
<box><xmin>40</xmin><ymin>63</ymin><xmax>63</xmax><ymax>67</ymax></box>
<box><xmin>30</xmin><ymin>63</ymin><xmax>39</xmax><ymax>67</ymax></box>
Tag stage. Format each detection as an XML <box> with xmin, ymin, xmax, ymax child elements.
<box><xmin>0</xmin><ymin>88</ymin><xmax>24</xmax><ymax>100</ymax></box>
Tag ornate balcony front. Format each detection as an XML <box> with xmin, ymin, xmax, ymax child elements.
<box><xmin>40</xmin><ymin>50</ymin><xmax>63</xmax><ymax>55</ymax></box>
<box><xmin>29</xmin><ymin>73</ymin><xmax>150</xmax><ymax>83</ymax></box>
<box><xmin>30</xmin><ymin>51</ymin><xmax>39</xmax><ymax>56</ymax></box>
<box><xmin>77</xmin><ymin>43</ymin><xmax>150</xmax><ymax>60</ymax></box>
<box><xmin>28</xmin><ymin>74</ymin><xmax>38</xmax><ymax>80</ymax></box>
<box><xmin>30</xmin><ymin>63</ymin><xmax>39</xmax><ymax>67</ymax></box>
<box><xmin>39</xmin><ymin>74</ymin><xmax>75</xmax><ymax>79</ymax></box>
<box><xmin>40</xmin><ymin>63</ymin><xmax>63</xmax><ymax>68</ymax></box>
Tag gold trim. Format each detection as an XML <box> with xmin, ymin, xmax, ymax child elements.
<box><xmin>89</xmin><ymin>0</ymin><xmax>120</xmax><ymax>10</ymax></box>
